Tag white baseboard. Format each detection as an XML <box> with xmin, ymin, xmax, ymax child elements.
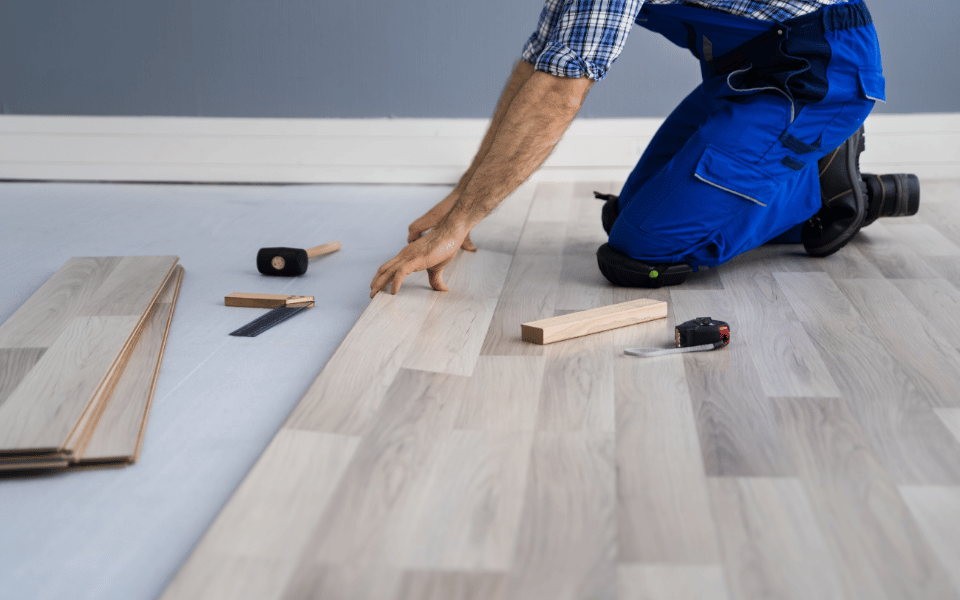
<box><xmin>1</xmin><ymin>113</ymin><xmax>957</xmax><ymax>184</ymax></box>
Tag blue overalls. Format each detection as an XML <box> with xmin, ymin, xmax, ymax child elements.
<box><xmin>608</xmin><ymin>0</ymin><xmax>885</xmax><ymax>269</ymax></box>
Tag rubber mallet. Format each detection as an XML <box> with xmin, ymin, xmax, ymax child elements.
<box><xmin>257</xmin><ymin>241</ymin><xmax>341</xmax><ymax>276</ymax></box>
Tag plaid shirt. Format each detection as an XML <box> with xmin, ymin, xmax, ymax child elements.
<box><xmin>522</xmin><ymin>0</ymin><xmax>843</xmax><ymax>81</ymax></box>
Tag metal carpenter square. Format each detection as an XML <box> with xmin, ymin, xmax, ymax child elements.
<box><xmin>229</xmin><ymin>303</ymin><xmax>314</xmax><ymax>337</ymax></box>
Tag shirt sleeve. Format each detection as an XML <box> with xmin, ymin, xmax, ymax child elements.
<box><xmin>522</xmin><ymin>0</ymin><xmax>644</xmax><ymax>82</ymax></box>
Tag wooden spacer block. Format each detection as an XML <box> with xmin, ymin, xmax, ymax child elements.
<box><xmin>225</xmin><ymin>293</ymin><xmax>315</xmax><ymax>309</ymax></box>
<box><xmin>521</xmin><ymin>298</ymin><xmax>667</xmax><ymax>345</ymax></box>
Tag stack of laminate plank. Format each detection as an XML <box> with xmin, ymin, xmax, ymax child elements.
<box><xmin>0</xmin><ymin>256</ymin><xmax>183</xmax><ymax>473</ymax></box>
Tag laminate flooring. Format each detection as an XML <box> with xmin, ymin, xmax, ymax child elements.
<box><xmin>162</xmin><ymin>178</ymin><xmax>960</xmax><ymax>600</ymax></box>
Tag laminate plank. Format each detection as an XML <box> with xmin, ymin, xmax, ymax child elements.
<box><xmin>479</xmin><ymin>176</ymin><xmax>576</xmax><ymax>356</ymax></box>
<box><xmin>777</xmin><ymin>272</ymin><xmax>960</xmax><ymax>484</ymax></box>
<box><xmin>382</xmin><ymin>430</ymin><xmax>533</xmax><ymax>570</ymax></box>
<box><xmin>815</xmin><ymin>245</ymin><xmax>886</xmax><ymax>280</ymax></box>
<box><xmin>279</xmin><ymin>564</ymin><xmax>403</xmax><ymax>600</ymax></box>
<box><xmin>614</xmin><ymin>314</ymin><xmax>720</xmax><ymax>562</ymax></box>
<box><xmin>283</xmin><ymin>274</ymin><xmax>441</xmax><ymax>435</ymax></box>
<box><xmin>452</xmin><ymin>356</ymin><xmax>545</xmax><ymax>431</ymax></box>
<box><xmin>467</xmin><ymin>180</ymin><xmax>537</xmax><ymax>255</ymax></box>
<box><xmin>891</xmin><ymin>279</ymin><xmax>960</xmax><ymax>347</ymax></box>
<box><xmin>80</xmin><ymin>265</ymin><xmax>183</xmax><ymax>462</ymax></box>
<box><xmin>508</xmin><ymin>432</ymin><xmax>616</xmax><ymax>600</ymax></box>
<box><xmin>402</xmin><ymin>247</ymin><xmax>513</xmax><ymax>376</ymax></box>
<box><xmin>159</xmin><ymin>554</ymin><xmax>295</xmax><ymax>600</ymax></box>
<box><xmin>0</xmin><ymin>315</ymin><xmax>141</xmax><ymax>453</ymax></box>
<box><xmin>299</xmin><ymin>368</ymin><xmax>462</xmax><ymax>566</ymax></box>
<box><xmin>773</xmin><ymin>396</ymin><xmax>960</xmax><ymax>600</ymax></box>
<box><xmin>708</xmin><ymin>477</ymin><xmax>848</xmax><ymax>600</ymax></box>
<box><xmin>718</xmin><ymin>258</ymin><xmax>841</xmax><ymax>398</ymax></box>
<box><xmin>937</xmin><ymin>409</ymin><xmax>960</xmax><ymax>445</ymax></box>
<box><xmin>554</xmin><ymin>186</ymin><xmax>617</xmax><ymax>312</ymax></box>
<box><xmin>78</xmin><ymin>255</ymin><xmax>180</xmax><ymax>317</ymax></box>
<box><xmin>926</xmin><ymin>256</ymin><xmax>960</xmax><ymax>291</ymax></box>
<box><xmin>899</xmin><ymin>486</ymin><xmax>960</xmax><ymax>594</ymax></box>
<box><xmin>836</xmin><ymin>278</ymin><xmax>960</xmax><ymax>408</ymax></box>
<box><xmin>851</xmin><ymin>223</ymin><xmax>942</xmax><ymax>279</ymax></box>
<box><xmin>918</xmin><ymin>202</ymin><xmax>960</xmax><ymax>250</ymax></box>
<box><xmin>0</xmin><ymin>348</ymin><xmax>46</xmax><ymax>411</ymax></box>
<box><xmin>536</xmin><ymin>333</ymin><xmax>615</xmax><ymax>432</ymax></box>
<box><xmin>479</xmin><ymin>224</ymin><xmax>564</xmax><ymax>356</ymax></box>
<box><xmin>877</xmin><ymin>222</ymin><xmax>960</xmax><ymax>257</ymax></box>
<box><xmin>63</xmin><ymin>258</ymin><xmax>179</xmax><ymax>455</ymax></box>
<box><xmin>394</xmin><ymin>571</ymin><xmax>508</xmax><ymax>600</ymax></box>
<box><xmin>526</xmin><ymin>181</ymin><xmax>577</xmax><ymax>225</ymax></box>
<box><xmin>670</xmin><ymin>290</ymin><xmax>796</xmax><ymax>477</ymax></box>
<box><xmin>617</xmin><ymin>565</ymin><xmax>731</xmax><ymax>600</ymax></box>
<box><xmin>0</xmin><ymin>256</ymin><xmax>122</xmax><ymax>349</ymax></box>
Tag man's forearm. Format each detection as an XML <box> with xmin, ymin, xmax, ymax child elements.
<box><xmin>446</xmin><ymin>70</ymin><xmax>593</xmax><ymax>231</ymax></box>
<box><xmin>453</xmin><ymin>61</ymin><xmax>536</xmax><ymax>196</ymax></box>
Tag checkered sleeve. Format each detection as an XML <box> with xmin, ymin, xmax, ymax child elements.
<box><xmin>522</xmin><ymin>0</ymin><xmax>644</xmax><ymax>82</ymax></box>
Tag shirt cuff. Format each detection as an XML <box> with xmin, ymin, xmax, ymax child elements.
<box><xmin>524</xmin><ymin>41</ymin><xmax>608</xmax><ymax>82</ymax></box>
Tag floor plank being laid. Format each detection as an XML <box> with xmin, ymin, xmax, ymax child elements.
<box><xmin>162</xmin><ymin>179</ymin><xmax>960</xmax><ymax>600</ymax></box>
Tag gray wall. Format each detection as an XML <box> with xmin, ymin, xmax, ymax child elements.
<box><xmin>1</xmin><ymin>0</ymin><xmax>956</xmax><ymax>119</ymax></box>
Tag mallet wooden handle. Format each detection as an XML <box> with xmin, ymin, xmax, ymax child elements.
<box><xmin>306</xmin><ymin>241</ymin><xmax>341</xmax><ymax>258</ymax></box>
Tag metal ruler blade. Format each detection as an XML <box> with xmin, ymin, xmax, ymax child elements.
<box><xmin>228</xmin><ymin>303</ymin><xmax>313</xmax><ymax>337</ymax></box>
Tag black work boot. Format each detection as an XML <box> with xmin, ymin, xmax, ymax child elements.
<box><xmin>594</xmin><ymin>191</ymin><xmax>619</xmax><ymax>234</ymax></box>
<box><xmin>802</xmin><ymin>126</ymin><xmax>867</xmax><ymax>257</ymax></box>
<box><xmin>861</xmin><ymin>172</ymin><xmax>921</xmax><ymax>228</ymax></box>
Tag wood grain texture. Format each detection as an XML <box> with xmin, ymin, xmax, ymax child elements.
<box><xmin>402</xmin><ymin>248</ymin><xmax>513</xmax><ymax>376</ymax></box>
<box><xmin>283</xmin><ymin>275</ymin><xmax>441</xmax><ymax>435</ymax></box>
<box><xmin>718</xmin><ymin>257</ymin><xmax>840</xmax><ymax>398</ymax></box>
<box><xmin>80</xmin><ymin>265</ymin><xmax>184</xmax><ymax>463</ymax></box>
<box><xmin>851</xmin><ymin>223</ymin><xmax>942</xmax><ymax>279</ymax></box>
<box><xmin>300</xmin><ymin>368</ymin><xmax>464</xmax><ymax>567</ymax></box>
<box><xmin>617</xmin><ymin>565</ymin><xmax>731</xmax><ymax>600</ymax></box>
<box><xmin>0</xmin><ymin>255</ymin><xmax>178</xmax><ymax>455</ymax></box>
<box><xmin>777</xmin><ymin>272</ymin><xmax>960</xmax><ymax>485</ymax></box>
<box><xmin>382</xmin><ymin>429</ymin><xmax>534</xmax><ymax>570</ymax></box>
<box><xmin>773</xmin><ymin>396</ymin><xmax>960</xmax><ymax>600</ymax></box>
<box><xmin>899</xmin><ymin>486</ymin><xmax>960</xmax><ymax>595</ymax></box>
<box><xmin>0</xmin><ymin>256</ymin><xmax>122</xmax><ymax>349</ymax></box>
<box><xmin>671</xmin><ymin>290</ymin><xmax>796</xmax><ymax>477</ymax></box>
<box><xmin>0</xmin><ymin>348</ymin><xmax>46</xmax><ymax>411</ymax></box>
<box><xmin>536</xmin><ymin>332</ymin><xmax>615</xmax><ymax>432</ymax></box>
<box><xmin>162</xmin><ymin>180</ymin><xmax>960</xmax><ymax>600</ymax></box>
<box><xmin>0</xmin><ymin>315</ymin><xmax>142</xmax><ymax>452</ymax></box>
<box><xmin>614</xmin><ymin>331</ymin><xmax>720</xmax><ymax>563</ymax></box>
<box><xmin>836</xmin><ymin>278</ymin><xmax>960</xmax><ymax>408</ymax></box>
<box><xmin>508</xmin><ymin>432</ymin><xmax>616</xmax><ymax>600</ymax></box>
<box><xmin>708</xmin><ymin>477</ymin><xmax>847</xmax><ymax>600</ymax></box>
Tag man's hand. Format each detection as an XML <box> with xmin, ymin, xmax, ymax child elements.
<box><xmin>407</xmin><ymin>193</ymin><xmax>477</xmax><ymax>251</ymax></box>
<box><xmin>370</xmin><ymin>225</ymin><xmax>467</xmax><ymax>297</ymax></box>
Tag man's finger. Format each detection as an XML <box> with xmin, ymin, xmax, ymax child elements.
<box><xmin>461</xmin><ymin>233</ymin><xmax>477</xmax><ymax>252</ymax></box>
<box><xmin>390</xmin><ymin>267</ymin><xmax>411</xmax><ymax>295</ymax></box>
<box><xmin>427</xmin><ymin>266</ymin><xmax>448</xmax><ymax>292</ymax></box>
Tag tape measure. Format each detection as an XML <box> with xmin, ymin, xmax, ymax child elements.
<box><xmin>625</xmin><ymin>317</ymin><xmax>730</xmax><ymax>358</ymax></box>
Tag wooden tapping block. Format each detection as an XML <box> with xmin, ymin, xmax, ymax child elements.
<box><xmin>521</xmin><ymin>298</ymin><xmax>668</xmax><ymax>345</ymax></box>
<box><xmin>225</xmin><ymin>293</ymin><xmax>315</xmax><ymax>309</ymax></box>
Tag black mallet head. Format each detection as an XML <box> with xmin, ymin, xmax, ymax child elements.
<box><xmin>257</xmin><ymin>247</ymin><xmax>309</xmax><ymax>276</ymax></box>
<box><xmin>256</xmin><ymin>242</ymin><xmax>341</xmax><ymax>277</ymax></box>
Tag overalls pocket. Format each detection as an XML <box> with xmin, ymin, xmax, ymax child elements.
<box><xmin>694</xmin><ymin>144</ymin><xmax>783</xmax><ymax>207</ymax></box>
